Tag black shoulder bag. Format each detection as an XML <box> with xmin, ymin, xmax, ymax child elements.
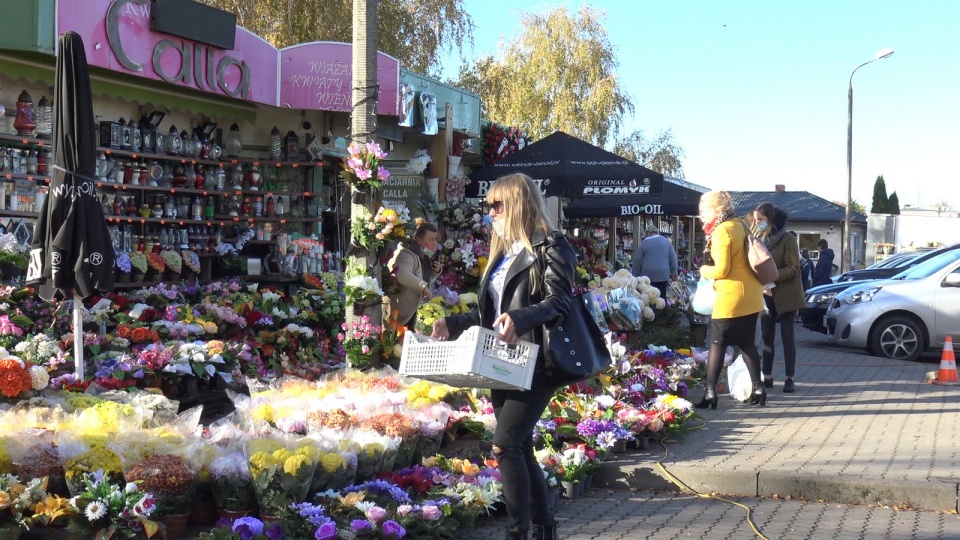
<box><xmin>536</xmin><ymin>239</ymin><xmax>612</xmax><ymax>387</ymax></box>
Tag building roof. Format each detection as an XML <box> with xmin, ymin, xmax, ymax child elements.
<box><xmin>730</xmin><ymin>191</ymin><xmax>867</xmax><ymax>224</ymax></box>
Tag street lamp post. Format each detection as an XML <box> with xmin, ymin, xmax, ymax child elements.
<box><xmin>845</xmin><ymin>47</ymin><xmax>894</xmax><ymax>273</ymax></box>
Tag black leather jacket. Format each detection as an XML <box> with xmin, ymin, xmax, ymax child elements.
<box><xmin>445</xmin><ymin>230</ymin><xmax>577</xmax><ymax>367</ymax></box>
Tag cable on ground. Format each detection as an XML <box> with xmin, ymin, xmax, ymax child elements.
<box><xmin>653</xmin><ymin>421</ymin><xmax>769</xmax><ymax>540</ymax></box>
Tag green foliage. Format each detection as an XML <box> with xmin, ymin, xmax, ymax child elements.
<box><xmin>887</xmin><ymin>191</ymin><xmax>901</xmax><ymax>214</ymax></box>
<box><xmin>613</xmin><ymin>129</ymin><xmax>686</xmax><ymax>178</ymax></box>
<box><xmin>871</xmin><ymin>175</ymin><xmax>889</xmax><ymax>213</ymax></box>
<box><xmin>640</xmin><ymin>306</ymin><xmax>692</xmax><ymax>350</ymax></box>
<box><xmin>457</xmin><ymin>5</ymin><xmax>634</xmax><ymax>148</ymax></box>
<box><xmin>198</xmin><ymin>0</ymin><xmax>474</xmax><ymax>76</ymax></box>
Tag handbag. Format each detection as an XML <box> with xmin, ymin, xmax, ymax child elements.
<box><xmin>543</xmin><ymin>293</ymin><xmax>612</xmax><ymax>387</ymax></box>
<box><xmin>534</xmin><ymin>238</ymin><xmax>611</xmax><ymax>387</ymax></box>
<box><xmin>740</xmin><ymin>221</ymin><xmax>779</xmax><ymax>285</ymax></box>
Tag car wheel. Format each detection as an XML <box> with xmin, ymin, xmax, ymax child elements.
<box><xmin>869</xmin><ymin>316</ymin><xmax>924</xmax><ymax>362</ymax></box>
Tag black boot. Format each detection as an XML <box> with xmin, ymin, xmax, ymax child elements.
<box><xmin>749</xmin><ymin>382</ymin><xmax>767</xmax><ymax>406</ymax></box>
<box><xmin>532</xmin><ymin>524</ymin><xmax>559</xmax><ymax>540</ymax></box>
<box><xmin>694</xmin><ymin>387</ymin><xmax>718</xmax><ymax>409</ymax></box>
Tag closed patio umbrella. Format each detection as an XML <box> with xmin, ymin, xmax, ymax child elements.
<box><xmin>26</xmin><ymin>31</ymin><xmax>115</xmax><ymax>377</ymax></box>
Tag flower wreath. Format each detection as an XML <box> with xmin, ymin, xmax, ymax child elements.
<box><xmin>482</xmin><ymin>123</ymin><xmax>529</xmax><ymax>164</ymax></box>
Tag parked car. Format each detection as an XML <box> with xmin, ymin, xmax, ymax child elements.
<box><xmin>824</xmin><ymin>249</ymin><xmax>960</xmax><ymax>361</ymax></box>
<box><xmin>801</xmin><ymin>245</ymin><xmax>960</xmax><ymax>333</ymax></box>
<box><xmin>836</xmin><ymin>247</ymin><xmax>940</xmax><ymax>282</ymax></box>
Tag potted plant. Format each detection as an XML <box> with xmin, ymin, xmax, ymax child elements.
<box><xmin>161</xmin><ymin>250</ymin><xmax>182</xmax><ymax>283</ymax></box>
<box><xmin>146</xmin><ymin>252</ymin><xmax>165</xmax><ymax>282</ymax></box>
<box><xmin>115</xmin><ymin>252</ymin><xmax>132</xmax><ymax>283</ymax></box>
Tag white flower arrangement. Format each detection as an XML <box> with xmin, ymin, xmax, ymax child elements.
<box><xmin>404</xmin><ymin>149</ymin><xmax>432</xmax><ymax>174</ymax></box>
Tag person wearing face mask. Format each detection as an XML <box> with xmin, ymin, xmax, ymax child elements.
<box><xmin>752</xmin><ymin>202</ymin><xmax>806</xmax><ymax>393</ymax></box>
<box><xmin>386</xmin><ymin>221</ymin><xmax>440</xmax><ymax>330</ymax></box>
<box><xmin>432</xmin><ymin>173</ymin><xmax>577</xmax><ymax>540</ymax></box>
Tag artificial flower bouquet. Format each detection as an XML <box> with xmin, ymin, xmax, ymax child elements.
<box><xmin>415</xmin><ymin>299</ymin><xmax>447</xmax><ymax>335</ymax></box>
<box><xmin>115</xmin><ymin>252</ymin><xmax>132</xmax><ymax>276</ymax></box>
<box><xmin>317</xmin><ymin>479</ymin><xmax>413</xmax><ymax>538</ymax></box>
<box><xmin>0</xmin><ymin>473</ymin><xmax>75</xmax><ymax>531</ymax></box>
<box><xmin>161</xmin><ymin>250</ymin><xmax>182</xmax><ymax>274</ymax></box>
<box><xmin>245</xmin><ymin>435</ymin><xmax>319</xmax><ymax>516</ymax></box>
<box><xmin>128</xmin><ymin>251</ymin><xmax>148</xmax><ymax>274</ymax></box>
<box><xmin>343</xmin><ymin>274</ymin><xmax>384</xmax><ymax>307</ymax></box>
<box><xmin>181</xmin><ymin>249</ymin><xmax>201</xmax><ymax>274</ymax></box>
<box><xmin>412</xmin><ymin>403</ymin><xmax>451</xmax><ymax>464</ymax></box>
<box><xmin>557</xmin><ymin>446</ymin><xmax>589</xmax><ymax>483</ymax></box>
<box><xmin>65</xmin><ymin>469</ymin><xmax>160</xmax><ymax>539</ymax></box>
<box><xmin>146</xmin><ymin>252</ymin><xmax>165</xmax><ymax>274</ymax></box>
<box><xmin>109</xmin><ymin>432</ymin><xmax>202</xmax><ymax>516</ymax></box>
<box><xmin>195</xmin><ymin>515</ymin><xmax>288</xmax><ymax>540</ymax></box>
<box><xmin>404</xmin><ymin>148</ymin><xmax>432</xmax><ymax>174</ymax></box>
<box><xmin>338</xmin><ymin>316</ymin><xmax>383</xmax><ymax>370</ymax></box>
<box><xmin>351</xmin><ymin>206</ymin><xmax>399</xmax><ymax>250</ymax></box>
<box><xmin>340</xmin><ymin>140</ymin><xmax>391</xmax><ymax>191</ymax></box>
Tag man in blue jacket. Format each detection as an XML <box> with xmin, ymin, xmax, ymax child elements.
<box><xmin>631</xmin><ymin>224</ymin><xmax>678</xmax><ymax>299</ymax></box>
<box><xmin>812</xmin><ymin>239</ymin><xmax>834</xmax><ymax>287</ymax></box>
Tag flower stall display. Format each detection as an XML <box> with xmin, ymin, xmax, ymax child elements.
<box><xmin>404</xmin><ymin>148</ymin><xmax>432</xmax><ymax>175</ymax></box>
<box><xmin>161</xmin><ymin>250</ymin><xmax>183</xmax><ymax>277</ymax></box>
<box><xmin>445</xmin><ymin>173</ymin><xmax>472</xmax><ymax>201</ymax></box>
<box><xmin>0</xmin><ymin>474</ymin><xmax>75</xmax><ymax>533</ymax></box>
<box><xmin>115</xmin><ymin>252</ymin><xmax>133</xmax><ymax>283</ymax></box>
<box><xmin>181</xmin><ymin>249</ymin><xmax>202</xmax><ymax>276</ymax></box>
<box><xmin>209</xmin><ymin>450</ymin><xmax>257</xmax><ymax>517</ymax></box>
<box><xmin>65</xmin><ymin>469</ymin><xmax>160</xmax><ymax>539</ymax></box>
<box><xmin>344</xmin><ymin>274</ymin><xmax>384</xmax><ymax>309</ymax></box>
<box><xmin>128</xmin><ymin>251</ymin><xmax>148</xmax><ymax>276</ymax></box>
<box><xmin>5</xmin><ymin>428</ymin><xmax>68</xmax><ymax>496</ymax></box>
<box><xmin>245</xmin><ymin>435</ymin><xmax>319</xmax><ymax>516</ymax></box>
<box><xmin>341</xmin><ymin>140</ymin><xmax>390</xmax><ymax>191</ymax></box>
<box><xmin>57</xmin><ymin>432</ymin><xmax>125</xmax><ymax>496</ymax></box>
<box><xmin>482</xmin><ymin>123</ymin><xmax>528</xmax><ymax>164</ymax></box>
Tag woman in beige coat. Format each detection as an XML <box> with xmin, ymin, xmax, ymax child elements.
<box><xmin>753</xmin><ymin>203</ymin><xmax>807</xmax><ymax>393</ymax></box>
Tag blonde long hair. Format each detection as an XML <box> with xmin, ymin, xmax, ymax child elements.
<box><xmin>485</xmin><ymin>173</ymin><xmax>556</xmax><ymax>264</ymax></box>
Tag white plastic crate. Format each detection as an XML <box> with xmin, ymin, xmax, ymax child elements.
<box><xmin>399</xmin><ymin>326</ymin><xmax>539</xmax><ymax>390</ymax></box>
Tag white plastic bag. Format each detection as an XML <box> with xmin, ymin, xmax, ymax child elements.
<box><xmin>726</xmin><ymin>355</ymin><xmax>753</xmax><ymax>401</ymax></box>
<box><xmin>692</xmin><ymin>278</ymin><xmax>716</xmax><ymax>316</ymax></box>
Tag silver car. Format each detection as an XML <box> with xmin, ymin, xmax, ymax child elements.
<box><xmin>824</xmin><ymin>250</ymin><xmax>960</xmax><ymax>361</ymax></box>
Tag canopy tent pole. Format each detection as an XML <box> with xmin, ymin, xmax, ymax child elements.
<box><xmin>73</xmin><ymin>292</ymin><xmax>84</xmax><ymax>378</ymax></box>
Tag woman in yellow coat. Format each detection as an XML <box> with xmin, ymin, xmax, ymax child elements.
<box><xmin>695</xmin><ymin>191</ymin><xmax>766</xmax><ymax>408</ymax></box>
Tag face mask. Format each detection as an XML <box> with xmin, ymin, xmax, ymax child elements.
<box><xmin>421</xmin><ymin>247</ymin><xmax>434</xmax><ymax>257</ymax></box>
<box><xmin>757</xmin><ymin>222</ymin><xmax>768</xmax><ymax>232</ymax></box>
<box><xmin>492</xmin><ymin>220</ymin><xmax>505</xmax><ymax>237</ymax></box>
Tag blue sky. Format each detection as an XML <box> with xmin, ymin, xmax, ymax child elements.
<box><xmin>442</xmin><ymin>1</ymin><xmax>960</xmax><ymax>210</ymax></box>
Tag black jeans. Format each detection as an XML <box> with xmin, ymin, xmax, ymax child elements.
<box><xmin>760</xmin><ymin>295</ymin><xmax>797</xmax><ymax>378</ymax></box>
<box><xmin>491</xmin><ymin>374</ymin><xmax>556</xmax><ymax>535</ymax></box>
<box><xmin>651</xmin><ymin>280</ymin><xmax>669</xmax><ymax>300</ymax></box>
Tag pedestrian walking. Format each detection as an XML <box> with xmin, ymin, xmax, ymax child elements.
<box><xmin>799</xmin><ymin>248</ymin><xmax>813</xmax><ymax>292</ymax></box>
<box><xmin>432</xmin><ymin>173</ymin><xmax>576</xmax><ymax>540</ymax></box>
<box><xmin>631</xmin><ymin>224</ymin><xmax>678</xmax><ymax>300</ymax></box>
<box><xmin>752</xmin><ymin>203</ymin><xmax>806</xmax><ymax>393</ymax></box>
<box><xmin>694</xmin><ymin>190</ymin><xmax>766</xmax><ymax>409</ymax></box>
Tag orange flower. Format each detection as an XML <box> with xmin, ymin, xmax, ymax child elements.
<box><xmin>131</xmin><ymin>327</ymin><xmax>151</xmax><ymax>342</ymax></box>
<box><xmin>0</xmin><ymin>359</ymin><xmax>32</xmax><ymax>398</ymax></box>
<box><xmin>261</xmin><ymin>343</ymin><xmax>275</xmax><ymax>357</ymax></box>
<box><xmin>116</xmin><ymin>324</ymin><xmax>131</xmax><ymax>339</ymax></box>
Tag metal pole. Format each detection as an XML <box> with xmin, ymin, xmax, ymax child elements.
<box><xmin>844</xmin><ymin>80</ymin><xmax>853</xmax><ymax>273</ymax></box>
<box><xmin>73</xmin><ymin>292</ymin><xmax>84</xmax><ymax>378</ymax></box>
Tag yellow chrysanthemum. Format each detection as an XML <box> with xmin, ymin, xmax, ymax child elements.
<box><xmin>295</xmin><ymin>444</ymin><xmax>319</xmax><ymax>463</ymax></box>
<box><xmin>272</xmin><ymin>448</ymin><xmax>292</xmax><ymax>464</ymax></box>
<box><xmin>248</xmin><ymin>451</ymin><xmax>275</xmax><ymax>475</ymax></box>
<box><xmin>251</xmin><ymin>404</ymin><xmax>274</xmax><ymax>423</ymax></box>
<box><xmin>427</xmin><ymin>386</ymin><xmax>449</xmax><ymax>401</ymax></box>
<box><xmin>362</xmin><ymin>443</ymin><xmax>384</xmax><ymax>458</ymax></box>
<box><xmin>283</xmin><ymin>454</ymin><xmax>310</xmax><ymax>476</ymax></box>
<box><xmin>320</xmin><ymin>452</ymin><xmax>346</xmax><ymax>473</ymax></box>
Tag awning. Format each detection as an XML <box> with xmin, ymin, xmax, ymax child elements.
<box><xmin>563</xmin><ymin>179</ymin><xmax>704</xmax><ymax>218</ymax></box>
<box><xmin>0</xmin><ymin>54</ymin><xmax>259</xmax><ymax>124</ymax></box>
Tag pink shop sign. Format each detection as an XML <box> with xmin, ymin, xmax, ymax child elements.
<box><xmin>279</xmin><ymin>42</ymin><xmax>399</xmax><ymax>115</ymax></box>
<box><xmin>57</xmin><ymin>0</ymin><xmax>278</xmax><ymax>106</ymax></box>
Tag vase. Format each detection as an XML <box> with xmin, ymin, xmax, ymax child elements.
<box><xmin>350</xmin><ymin>185</ymin><xmax>375</xmax><ymax>205</ymax></box>
<box><xmin>426</xmin><ymin>176</ymin><xmax>440</xmax><ymax>199</ymax></box>
<box><xmin>583</xmin><ymin>473</ymin><xmax>594</xmax><ymax>492</ymax></box>
<box><xmin>547</xmin><ymin>486</ymin><xmax>559</xmax><ymax>513</ymax></box>
<box><xmin>560</xmin><ymin>480</ymin><xmax>580</xmax><ymax>499</ymax></box>
<box><xmin>447</xmin><ymin>156</ymin><xmax>461</xmax><ymax>176</ymax></box>
<box><xmin>165</xmin><ymin>270</ymin><xmax>181</xmax><ymax>284</ymax></box>
<box><xmin>131</xmin><ymin>270</ymin><xmax>145</xmax><ymax>284</ymax></box>
<box><xmin>612</xmin><ymin>439</ymin><xmax>628</xmax><ymax>453</ymax></box>
<box><xmin>631</xmin><ymin>436</ymin><xmax>649</xmax><ymax>450</ymax></box>
<box><xmin>146</xmin><ymin>269</ymin><xmax>161</xmax><ymax>283</ymax></box>
<box><xmin>156</xmin><ymin>512</ymin><xmax>190</xmax><ymax>539</ymax></box>
<box><xmin>180</xmin><ymin>375</ymin><xmax>199</xmax><ymax>396</ymax></box>
<box><xmin>115</xmin><ymin>272</ymin><xmax>131</xmax><ymax>284</ymax></box>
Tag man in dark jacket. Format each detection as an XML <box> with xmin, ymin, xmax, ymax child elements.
<box><xmin>799</xmin><ymin>248</ymin><xmax>813</xmax><ymax>291</ymax></box>
<box><xmin>812</xmin><ymin>239</ymin><xmax>834</xmax><ymax>287</ymax></box>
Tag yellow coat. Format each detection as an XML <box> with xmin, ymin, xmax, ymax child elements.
<box><xmin>699</xmin><ymin>219</ymin><xmax>764</xmax><ymax>319</ymax></box>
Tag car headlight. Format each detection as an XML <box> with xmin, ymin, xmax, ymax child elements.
<box><xmin>843</xmin><ymin>287</ymin><xmax>881</xmax><ymax>304</ymax></box>
<box><xmin>807</xmin><ymin>292</ymin><xmax>837</xmax><ymax>304</ymax></box>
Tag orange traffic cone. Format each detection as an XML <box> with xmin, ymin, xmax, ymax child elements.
<box><xmin>933</xmin><ymin>336</ymin><xmax>959</xmax><ymax>385</ymax></box>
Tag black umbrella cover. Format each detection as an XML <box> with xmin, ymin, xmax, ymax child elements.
<box><xmin>27</xmin><ymin>31</ymin><xmax>114</xmax><ymax>301</ymax></box>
